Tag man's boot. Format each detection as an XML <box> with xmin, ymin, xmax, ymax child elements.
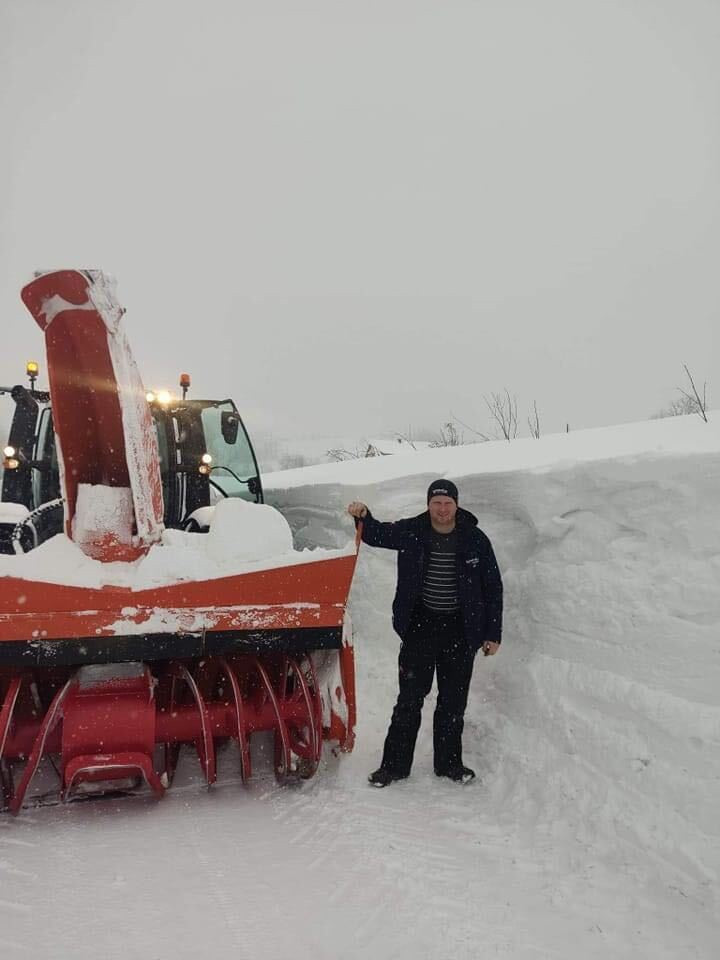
<box><xmin>368</xmin><ymin>767</ymin><xmax>408</xmax><ymax>788</ymax></box>
<box><xmin>435</xmin><ymin>764</ymin><xmax>475</xmax><ymax>784</ymax></box>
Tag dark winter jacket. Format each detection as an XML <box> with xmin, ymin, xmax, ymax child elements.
<box><xmin>356</xmin><ymin>507</ymin><xmax>503</xmax><ymax>653</ymax></box>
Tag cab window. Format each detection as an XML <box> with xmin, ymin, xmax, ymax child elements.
<box><xmin>200</xmin><ymin>403</ymin><xmax>260</xmax><ymax>502</ymax></box>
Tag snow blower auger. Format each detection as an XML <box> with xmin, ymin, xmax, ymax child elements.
<box><xmin>0</xmin><ymin>270</ymin><xmax>359</xmax><ymax>813</ymax></box>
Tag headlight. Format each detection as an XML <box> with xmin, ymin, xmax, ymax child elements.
<box><xmin>3</xmin><ymin>446</ymin><xmax>15</xmax><ymax>458</ymax></box>
<box><xmin>157</xmin><ymin>390</ymin><xmax>172</xmax><ymax>406</ymax></box>
<box><xmin>201</xmin><ymin>453</ymin><xmax>212</xmax><ymax>465</ymax></box>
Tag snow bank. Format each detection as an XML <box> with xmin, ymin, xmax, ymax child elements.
<box><xmin>264</xmin><ymin>410</ymin><xmax>720</xmax><ymax>491</ymax></box>
<box><xmin>262</xmin><ymin>410</ymin><xmax>720</xmax><ymax>956</ymax></box>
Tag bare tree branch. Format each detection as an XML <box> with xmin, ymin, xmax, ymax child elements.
<box><xmin>448</xmin><ymin>411</ymin><xmax>492</xmax><ymax>442</ymax></box>
<box><xmin>393</xmin><ymin>430</ymin><xmax>417</xmax><ymax>450</ymax></box>
<box><xmin>326</xmin><ymin>446</ymin><xmax>365</xmax><ymax>461</ymax></box>
<box><xmin>677</xmin><ymin>364</ymin><xmax>708</xmax><ymax>422</ymax></box>
<box><xmin>527</xmin><ymin>400</ymin><xmax>540</xmax><ymax>439</ymax></box>
<box><xmin>485</xmin><ymin>389</ymin><xmax>518</xmax><ymax>441</ymax></box>
<box><xmin>651</xmin><ymin>395</ymin><xmax>697</xmax><ymax>419</ymax></box>
<box><xmin>429</xmin><ymin>421</ymin><xmax>464</xmax><ymax>447</ymax></box>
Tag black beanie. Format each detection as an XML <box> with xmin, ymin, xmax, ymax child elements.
<box><xmin>427</xmin><ymin>479</ymin><xmax>459</xmax><ymax>504</ymax></box>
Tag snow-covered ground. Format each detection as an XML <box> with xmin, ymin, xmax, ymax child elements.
<box><xmin>2</xmin><ymin>414</ymin><xmax>719</xmax><ymax>959</ymax></box>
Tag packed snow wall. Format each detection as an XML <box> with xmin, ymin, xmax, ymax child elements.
<box><xmin>265</xmin><ymin>420</ymin><xmax>720</xmax><ymax>922</ymax></box>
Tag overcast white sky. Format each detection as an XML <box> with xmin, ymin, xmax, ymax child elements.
<box><xmin>1</xmin><ymin>0</ymin><xmax>718</xmax><ymax>444</ymax></box>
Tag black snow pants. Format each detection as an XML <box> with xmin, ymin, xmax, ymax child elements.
<box><xmin>381</xmin><ymin>605</ymin><xmax>476</xmax><ymax>777</ymax></box>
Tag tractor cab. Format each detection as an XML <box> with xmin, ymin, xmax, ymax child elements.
<box><xmin>150</xmin><ymin>395</ymin><xmax>263</xmax><ymax>530</ymax></box>
<box><xmin>1</xmin><ymin>368</ymin><xmax>263</xmax><ymax>552</ymax></box>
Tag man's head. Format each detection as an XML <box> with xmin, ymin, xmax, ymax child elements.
<box><xmin>427</xmin><ymin>480</ymin><xmax>458</xmax><ymax>505</ymax></box>
<box><xmin>427</xmin><ymin>479</ymin><xmax>458</xmax><ymax>532</ymax></box>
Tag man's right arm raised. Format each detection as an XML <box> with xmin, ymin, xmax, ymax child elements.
<box><xmin>347</xmin><ymin>502</ymin><xmax>411</xmax><ymax>551</ymax></box>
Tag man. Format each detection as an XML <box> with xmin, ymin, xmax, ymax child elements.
<box><xmin>347</xmin><ymin>480</ymin><xmax>503</xmax><ymax>787</ymax></box>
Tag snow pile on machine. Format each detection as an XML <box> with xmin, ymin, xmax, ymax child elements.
<box><xmin>0</xmin><ymin>270</ymin><xmax>359</xmax><ymax>814</ymax></box>
<box><xmin>1</xmin><ymin>497</ymin><xmax>355</xmax><ymax>593</ymax></box>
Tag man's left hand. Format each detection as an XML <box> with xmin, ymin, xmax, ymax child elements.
<box><xmin>482</xmin><ymin>642</ymin><xmax>500</xmax><ymax>657</ymax></box>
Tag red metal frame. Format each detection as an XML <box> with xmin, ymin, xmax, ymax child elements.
<box><xmin>0</xmin><ymin>551</ymin><xmax>357</xmax><ymax>643</ymax></box>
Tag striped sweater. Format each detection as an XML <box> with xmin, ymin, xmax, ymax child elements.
<box><xmin>422</xmin><ymin>529</ymin><xmax>459</xmax><ymax>612</ymax></box>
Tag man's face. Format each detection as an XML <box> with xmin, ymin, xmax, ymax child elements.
<box><xmin>428</xmin><ymin>495</ymin><xmax>457</xmax><ymax>530</ymax></box>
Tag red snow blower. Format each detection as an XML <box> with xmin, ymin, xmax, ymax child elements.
<box><xmin>0</xmin><ymin>270</ymin><xmax>359</xmax><ymax>813</ymax></box>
